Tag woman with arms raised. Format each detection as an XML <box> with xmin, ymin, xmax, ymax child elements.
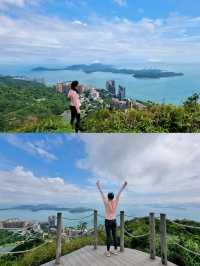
<box><xmin>96</xmin><ymin>180</ymin><xmax>128</xmax><ymax>257</ymax></box>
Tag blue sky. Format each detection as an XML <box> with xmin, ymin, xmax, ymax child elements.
<box><xmin>0</xmin><ymin>134</ymin><xmax>200</xmax><ymax>207</ymax></box>
<box><xmin>0</xmin><ymin>134</ymin><xmax>88</xmax><ymax>187</ymax></box>
<box><xmin>0</xmin><ymin>0</ymin><xmax>200</xmax><ymax>66</ymax></box>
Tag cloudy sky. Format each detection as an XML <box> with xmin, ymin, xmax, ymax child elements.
<box><xmin>0</xmin><ymin>0</ymin><xmax>200</xmax><ymax>66</ymax></box>
<box><xmin>0</xmin><ymin>134</ymin><xmax>200</xmax><ymax>208</ymax></box>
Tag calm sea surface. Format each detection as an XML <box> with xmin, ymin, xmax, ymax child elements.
<box><xmin>0</xmin><ymin>63</ymin><xmax>200</xmax><ymax>104</ymax></box>
<box><xmin>0</xmin><ymin>205</ymin><xmax>199</xmax><ymax>227</ymax></box>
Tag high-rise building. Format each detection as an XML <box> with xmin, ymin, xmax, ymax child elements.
<box><xmin>106</xmin><ymin>80</ymin><xmax>116</xmax><ymax>96</ymax></box>
<box><xmin>55</xmin><ymin>82</ymin><xmax>85</xmax><ymax>95</ymax></box>
<box><xmin>2</xmin><ymin>219</ymin><xmax>29</xmax><ymax>229</ymax></box>
<box><xmin>48</xmin><ymin>215</ymin><xmax>56</xmax><ymax>228</ymax></box>
<box><xmin>55</xmin><ymin>83</ymin><xmax>70</xmax><ymax>94</ymax></box>
<box><xmin>118</xmin><ymin>85</ymin><xmax>126</xmax><ymax>100</ymax></box>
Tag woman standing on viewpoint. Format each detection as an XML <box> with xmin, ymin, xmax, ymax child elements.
<box><xmin>96</xmin><ymin>180</ymin><xmax>128</xmax><ymax>257</ymax></box>
<box><xmin>68</xmin><ymin>81</ymin><xmax>81</xmax><ymax>133</ymax></box>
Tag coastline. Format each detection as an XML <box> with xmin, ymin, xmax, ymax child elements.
<box><xmin>1</xmin><ymin>63</ymin><xmax>199</xmax><ymax>105</ymax></box>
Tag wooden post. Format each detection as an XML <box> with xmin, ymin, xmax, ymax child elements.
<box><xmin>55</xmin><ymin>213</ymin><xmax>62</xmax><ymax>265</ymax></box>
<box><xmin>120</xmin><ymin>211</ymin><xmax>125</xmax><ymax>252</ymax></box>
<box><xmin>160</xmin><ymin>213</ymin><xmax>167</xmax><ymax>265</ymax></box>
<box><xmin>149</xmin><ymin>212</ymin><xmax>156</xmax><ymax>260</ymax></box>
<box><xmin>94</xmin><ymin>210</ymin><xmax>98</xmax><ymax>250</ymax></box>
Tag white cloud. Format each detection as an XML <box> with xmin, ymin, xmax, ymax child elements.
<box><xmin>73</xmin><ymin>20</ymin><xmax>87</xmax><ymax>27</ymax></box>
<box><xmin>65</xmin><ymin>0</ymin><xmax>87</xmax><ymax>8</ymax></box>
<box><xmin>1</xmin><ymin>135</ymin><xmax>200</xmax><ymax>207</ymax></box>
<box><xmin>0</xmin><ymin>0</ymin><xmax>40</xmax><ymax>10</ymax></box>
<box><xmin>114</xmin><ymin>0</ymin><xmax>127</xmax><ymax>7</ymax></box>
<box><xmin>4</xmin><ymin>135</ymin><xmax>58</xmax><ymax>161</ymax></box>
<box><xmin>78</xmin><ymin>134</ymin><xmax>200</xmax><ymax>204</ymax></box>
<box><xmin>0</xmin><ymin>166</ymin><xmax>94</xmax><ymax>205</ymax></box>
<box><xmin>0</xmin><ymin>12</ymin><xmax>200</xmax><ymax>65</ymax></box>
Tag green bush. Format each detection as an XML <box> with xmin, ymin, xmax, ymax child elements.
<box><xmin>0</xmin><ymin>236</ymin><xmax>95</xmax><ymax>266</ymax></box>
<box><xmin>0</xmin><ymin>76</ymin><xmax>69</xmax><ymax>132</ymax></box>
<box><xmin>10</xmin><ymin>116</ymin><xmax>74</xmax><ymax>133</ymax></box>
<box><xmin>82</xmin><ymin>94</ymin><xmax>200</xmax><ymax>133</ymax></box>
<box><xmin>124</xmin><ymin>218</ymin><xmax>200</xmax><ymax>266</ymax></box>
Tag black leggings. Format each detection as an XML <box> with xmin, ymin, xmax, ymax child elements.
<box><xmin>70</xmin><ymin>106</ymin><xmax>80</xmax><ymax>133</ymax></box>
<box><xmin>105</xmin><ymin>219</ymin><xmax>117</xmax><ymax>251</ymax></box>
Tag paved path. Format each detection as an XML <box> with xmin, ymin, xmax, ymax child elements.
<box><xmin>60</xmin><ymin>110</ymin><xmax>71</xmax><ymax>123</ymax></box>
<box><xmin>41</xmin><ymin>245</ymin><xmax>177</xmax><ymax>266</ymax></box>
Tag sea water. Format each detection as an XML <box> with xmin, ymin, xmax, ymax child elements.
<box><xmin>0</xmin><ymin>63</ymin><xmax>200</xmax><ymax>105</ymax></box>
<box><xmin>0</xmin><ymin>204</ymin><xmax>200</xmax><ymax>227</ymax></box>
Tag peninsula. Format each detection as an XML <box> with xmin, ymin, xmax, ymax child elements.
<box><xmin>32</xmin><ymin>64</ymin><xmax>184</xmax><ymax>79</ymax></box>
<box><xmin>0</xmin><ymin>204</ymin><xmax>93</xmax><ymax>213</ymax></box>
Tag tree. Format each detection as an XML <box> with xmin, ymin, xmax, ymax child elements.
<box><xmin>77</xmin><ymin>222</ymin><xmax>88</xmax><ymax>235</ymax></box>
<box><xmin>183</xmin><ymin>93</ymin><xmax>200</xmax><ymax>109</ymax></box>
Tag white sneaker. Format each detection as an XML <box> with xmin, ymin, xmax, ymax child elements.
<box><xmin>105</xmin><ymin>251</ymin><xmax>111</xmax><ymax>257</ymax></box>
<box><xmin>111</xmin><ymin>250</ymin><xmax>119</xmax><ymax>255</ymax></box>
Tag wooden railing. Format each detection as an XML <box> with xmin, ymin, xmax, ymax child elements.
<box><xmin>55</xmin><ymin>211</ymin><xmax>170</xmax><ymax>265</ymax></box>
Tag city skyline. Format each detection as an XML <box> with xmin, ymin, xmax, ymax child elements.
<box><xmin>0</xmin><ymin>134</ymin><xmax>200</xmax><ymax>207</ymax></box>
<box><xmin>0</xmin><ymin>0</ymin><xmax>200</xmax><ymax>67</ymax></box>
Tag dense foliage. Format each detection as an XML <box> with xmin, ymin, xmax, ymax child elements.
<box><xmin>0</xmin><ymin>230</ymin><xmax>24</xmax><ymax>246</ymax></box>
<box><xmin>12</xmin><ymin>116</ymin><xmax>74</xmax><ymax>133</ymax></box>
<box><xmin>124</xmin><ymin>217</ymin><xmax>200</xmax><ymax>266</ymax></box>
<box><xmin>0</xmin><ymin>76</ymin><xmax>199</xmax><ymax>132</ymax></box>
<box><xmin>0</xmin><ymin>76</ymin><xmax>70</xmax><ymax>132</ymax></box>
<box><xmin>0</xmin><ymin>235</ymin><xmax>104</xmax><ymax>266</ymax></box>
<box><xmin>82</xmin><ymin>94</ymin><xmax>200</xmax><ymax>133</ymax></box>
<box><xmin>1</xmin><ymin>218</ymin><xmax>199</xmax><ymax>266</ymax></box>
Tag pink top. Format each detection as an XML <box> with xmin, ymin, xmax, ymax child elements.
<box><xmin>100</xmin><ymin>187</ymin><xmax>125</xmax><ymax>220</ymax></box>
<box><xmin>68</xmin><ymin>89</ymin><xmax>81</xmax><ymax>113</ymax></box>
<box><xmin>103</xmin><ymin>198</ymin><xmax>119</xmax><ymax>220</ymax></box>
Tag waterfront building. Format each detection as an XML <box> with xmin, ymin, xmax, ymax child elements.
<box><xmin>32</xmin><ymin>223</ymin><xmax>42</xmax><ymax>233</ymax></box>
<box><xmin>111</xmin><ymin>98</ymin><xmax>129</xmax><ymax>110</ymax></box>
<box><xmin>66</xmin><ymin>228</ymin><xmax>87</xmax><ymax>238</ymax></box>
<box><xmin>55</xmin><ymin>82</ymin><xmax>70</xmax><ymax>94</ymax></box>
<box><xmin>118</xmin><ymin>85</ymin><xmax>126</xmax><ymax>100</ymax></box>
<box><xmin>48</xmin><ymin>215</ymin><xmax>56</xmax><ymax>229</ymax></box>
<box><xmin>106</xmin><ymin>80</ymin><xmax>116</xmax><ymax>96</ymax></box>
<box><xmin>2</xmin><ymin>218</ymin><xmax>30</xmax><ymax>229</ymax></box>
<box><xmin>89</xmin><ymin>88</ymin><xmax>100</xmax><ymax>100</ymax></box>
<box><xmin>56</xmin><ymin>82</ymin><xmax>85</xmax><ymax>94</ymax></box>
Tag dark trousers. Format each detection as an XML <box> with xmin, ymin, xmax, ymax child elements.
<box><xmin>105</xmin><ymin>219</ymin><xmax>117</xmax><ymax>251</ymax></box>
<box><xmin>70</xmin><ymin>106</ymin><xmax>80</xmax><ymax>133</ymax></box>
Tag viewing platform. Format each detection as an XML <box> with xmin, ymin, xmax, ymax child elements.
<box><xmin>3</xmin><ymin>210</ymin><xmax>196</xmax><ymax>266</ymax></box>
<box><xmin>41</xmin><ymin>245</ymin><xmax>177</xmax><ymax>266</ymax></box>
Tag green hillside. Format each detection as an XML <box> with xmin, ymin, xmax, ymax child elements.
<box><xmin>0</xmin><ymin>76</ymin><xmax>200</xmax><ymax>133</ymax></box>
<box><xmin>0</xmin><ymin>76</ymin><xmax>72</xmax><ymax>133</ymax></box>
<box><xmin>82</xmin><ymin>94</ymin><xmax>200</xmax><ymax>133</ymax></box>
<box><xmin>124</xmin><ymin>217</ymin><xmax>200</xmax><ymax>266</ymax></box>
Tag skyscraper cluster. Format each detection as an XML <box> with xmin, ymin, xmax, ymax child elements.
<box><xmin>106</xmin><ymin>80</ymin><xmax>126</xmax><ymax>100</ymax></box>
<box><xmin>106</xmin><ymin>80</ymin><xmax>116</xmax><ymax>96</ymax></box>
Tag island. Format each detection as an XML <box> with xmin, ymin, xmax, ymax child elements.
<box><xmin>0</xmin><ymin>204</ymin><xmax>93</xmax><ymax>213</ymax></box>
<box><xmin>32</xmin><ymin>63</ymin><xmax>184</xmax><ymax>79</ymax></box>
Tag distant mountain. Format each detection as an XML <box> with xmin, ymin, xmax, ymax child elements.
<box><xmin>32</xmin><ymin>63</ymin><xmax>184</xmax><ymax>79</ymax></box>
<box><xmin>0</xmin><ymin>204</ymin><xmax>93</xmax><ymax>213</ymax></box>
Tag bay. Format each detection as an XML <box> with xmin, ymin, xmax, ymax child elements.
<box><xmin>1</xmin><ymin>63</ymin><xmax>200</xmax><ymax>104</ymax></box>
<box><xmin>0</xmin><ymin>204</ymin><xmax>199</xmax><ymax>228</ymax></box>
